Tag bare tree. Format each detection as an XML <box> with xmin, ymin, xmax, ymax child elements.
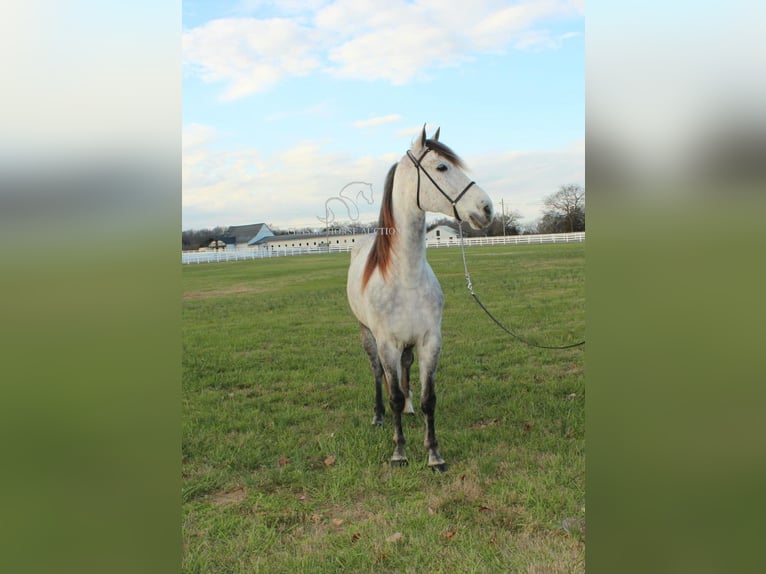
<box><xmin>486</xmin><ymin>210</ymin><xmax>523</xmax><ymax>236</ymax></box>
<box><xmin>542</xmin><ymin>184</ymin><xmax>585</xmax><ymax>233</ymax></box>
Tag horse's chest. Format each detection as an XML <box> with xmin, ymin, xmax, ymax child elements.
<box><xmin>374</xmin><ymin>285</ymin><xmax>443</xmax><ymax>337</ymax></box>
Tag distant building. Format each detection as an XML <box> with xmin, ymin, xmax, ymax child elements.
<box><xmin>426</xmin><ymin>225</ymin><xmax>459</xmax><ymax>244</ymax></box>
<box><xmin>253</xmin><ymin>229</ymin><xmax>371</xmax><ymax>251</ymax></box>
<box><xmin>223</xmin><ymin>223</ymin><xmax>274</xmax><ymax>249</ymax></box>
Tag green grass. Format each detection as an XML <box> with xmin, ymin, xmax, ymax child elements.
<box><xmin>182</xmin><ymin>244</ymin><xmax>585</xmax><ymax>573</ymax></box>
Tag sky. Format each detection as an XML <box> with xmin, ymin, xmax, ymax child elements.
<box><xmin>182</xmin><ymin>0</ymin><xmax>584</xmax><ymax>231</ymax></box>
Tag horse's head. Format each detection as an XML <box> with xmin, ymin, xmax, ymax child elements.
<box><xmin>406</xmin><ymin>125</ymin><xmax>494</xmax><ymax>230</ymax></box>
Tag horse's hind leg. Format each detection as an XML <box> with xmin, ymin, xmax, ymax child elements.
<box><xmin>401</xmin><ymin>345</ymin><xmax>415</xmax><ymax>415</ymax></box>
<box><xmin>360</xmin><ymin>324</ymin><xmax>385</xmax><ymax>425</ymax></box>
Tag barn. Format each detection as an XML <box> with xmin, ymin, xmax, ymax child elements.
<box><xmin>252</xmin><ymin>230</ymin><xmax>371</xmax><ymax>252</ymax></box>
<box><xmin>426</xmin><ymin>224</ymin><xmax>459</xmax><ymax>245</ymax></box>
<box><xmin>225</xmin><ymin>223</ymin><xmax>275</xmax><ymax>248</ymax></box>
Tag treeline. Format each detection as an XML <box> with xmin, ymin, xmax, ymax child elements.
<box><xmin>430</xmin><ymin>184</ymin><xmax>585</xmax><ymax>237</ymax></box>
<box><xmin>182</xmin><ymin>227</ymin><xmax>226</xmax><ymax>251</ymax></box>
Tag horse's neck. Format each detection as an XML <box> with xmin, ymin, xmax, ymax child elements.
<box><xmin>391</xmin><ymin>170</ymin><xmax>428</xmax><ymax>283</ymax></box>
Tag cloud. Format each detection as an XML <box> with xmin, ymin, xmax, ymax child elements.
<box><xmin>353</xmin><ymin>114</ymin><xmax>402</xmax><ymax>128</ymax></box>
<box><xmin>182</xmin><ymin>126</ymin><xmax>392</xmax><ymax>229</ymax></box>
<box><xmin>182</xmin><ymin>17</ymin><xmax>322</xmax><ymax>99</ymax></box>
<box><xmin>469</xmin><ymin>139</ymin><xmax>585</xmax><ymax>222</ymax></box>
<box><xmin>183</xmin><ymin>0</ymin><xmax>583</xmax><ymax>99</ymax></box>
<box><xmin>182</xmin><ymin>125</ymin><xmax>583</xmax><ymax>229</ymax></box>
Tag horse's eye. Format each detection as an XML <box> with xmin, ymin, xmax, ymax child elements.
<box><xmin>436</xmin><ymin>163</ymin><xmax>448</xmax><ymax>172</ymax></box>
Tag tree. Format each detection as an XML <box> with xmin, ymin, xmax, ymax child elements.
<box><xmin>540</xmin><ymin>184</ymin><xmax>585</xmax><ymax>233</ymax></box>
<box><xmin>486</xmin><ymin>210</ymin><xmax>523</xmax><ymax>236</ymax></box>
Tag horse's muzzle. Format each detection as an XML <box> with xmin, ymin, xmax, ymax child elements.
<box><xmin>467</xmin><ymin>202</ymin><xmax>494</xmax><ymax>230</ymax></box>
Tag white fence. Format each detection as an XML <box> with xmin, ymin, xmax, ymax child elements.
<box><xmin>181</xmin><ymin>232</ymin><xmax>585</xmax><ymax>265</ymax></box>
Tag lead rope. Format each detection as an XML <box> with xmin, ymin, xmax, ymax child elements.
<box><xmin>457</xmin><ymin>226</ymin><xmax>585</xmax><ymax>350</ymax></box>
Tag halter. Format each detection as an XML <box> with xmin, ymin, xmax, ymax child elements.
<box><xmin>406</xmin><ymin>148</ymin><xmax>475</xmax><ymax>222</ymax></box>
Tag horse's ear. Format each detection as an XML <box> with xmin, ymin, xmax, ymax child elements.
<box><xmin>433</xmin><ymin>127</ymin><xmax>440</xmax><ymax>142</ymax></box>
<box><xmin>419</xmin><ymin>123</ymin><xmax>427</xmax><ymax>149</ymax></box>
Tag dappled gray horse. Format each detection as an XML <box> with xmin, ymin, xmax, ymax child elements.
<box><xmin>346</xmin><ymin>126</ymin><xmax>493</xmax><ymax>471</ymax></box>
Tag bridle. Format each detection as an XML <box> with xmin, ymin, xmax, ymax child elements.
<box><xmin>407</xmin><ymin>148</ymin><xmax>475</xmax><ymax>222</ymax></box>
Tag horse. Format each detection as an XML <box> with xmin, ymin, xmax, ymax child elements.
<box><xmin>346</xmin><ymin>126</ymin><xmax>494</xmax><ymax>471</ymax></box>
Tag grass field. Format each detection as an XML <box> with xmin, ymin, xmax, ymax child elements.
<box><xmin>182</xmin><ymin>243</ymin><xmax>585</xmax><ymax>573</ymax></box>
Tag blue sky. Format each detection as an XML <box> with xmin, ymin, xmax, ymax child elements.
<box><xmin>182</xmin><ymin>0</ymin><xmax>584</xmax><ymax>230</ymax></box>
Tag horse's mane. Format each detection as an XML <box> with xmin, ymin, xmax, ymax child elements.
<box><xmin>361</xmin><ymin>139</ymin><xmax>464</xmax><ymax>289</ymax></box>
<box><xmin>362</xmin><ymin>163</ymin><xmax>397</xmax><ymax>289</ymax></box>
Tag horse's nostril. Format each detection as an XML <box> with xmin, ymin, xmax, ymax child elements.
<box><xmin>483</xmin><ymin>204</ymin><xmax>492</xmax><ymax>218</ymax></box>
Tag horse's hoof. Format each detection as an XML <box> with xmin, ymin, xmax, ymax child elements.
<box><xmin>390</xmin><ymin>459</ymin><xmax>409</xmax><ymax>468</ymax></box>
<box><xmin>371</xmin><ymin>416</ymin><xmax>384</xmax><ymax>426</ymax></box>
<box><xmin>430</xmin><ymin>463</ymin><xmax>449</xmax><ymax>473</ymax></box>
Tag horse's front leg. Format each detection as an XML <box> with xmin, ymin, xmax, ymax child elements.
<box><xmin>378</xmin><ymin>341</ymin><xmax>407</xmax><ymax>466</ymax></box>
<box><xmin>419</xmin><ymin>334</ymin><xmax>447</xmax><ymax>472</ymax></box>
